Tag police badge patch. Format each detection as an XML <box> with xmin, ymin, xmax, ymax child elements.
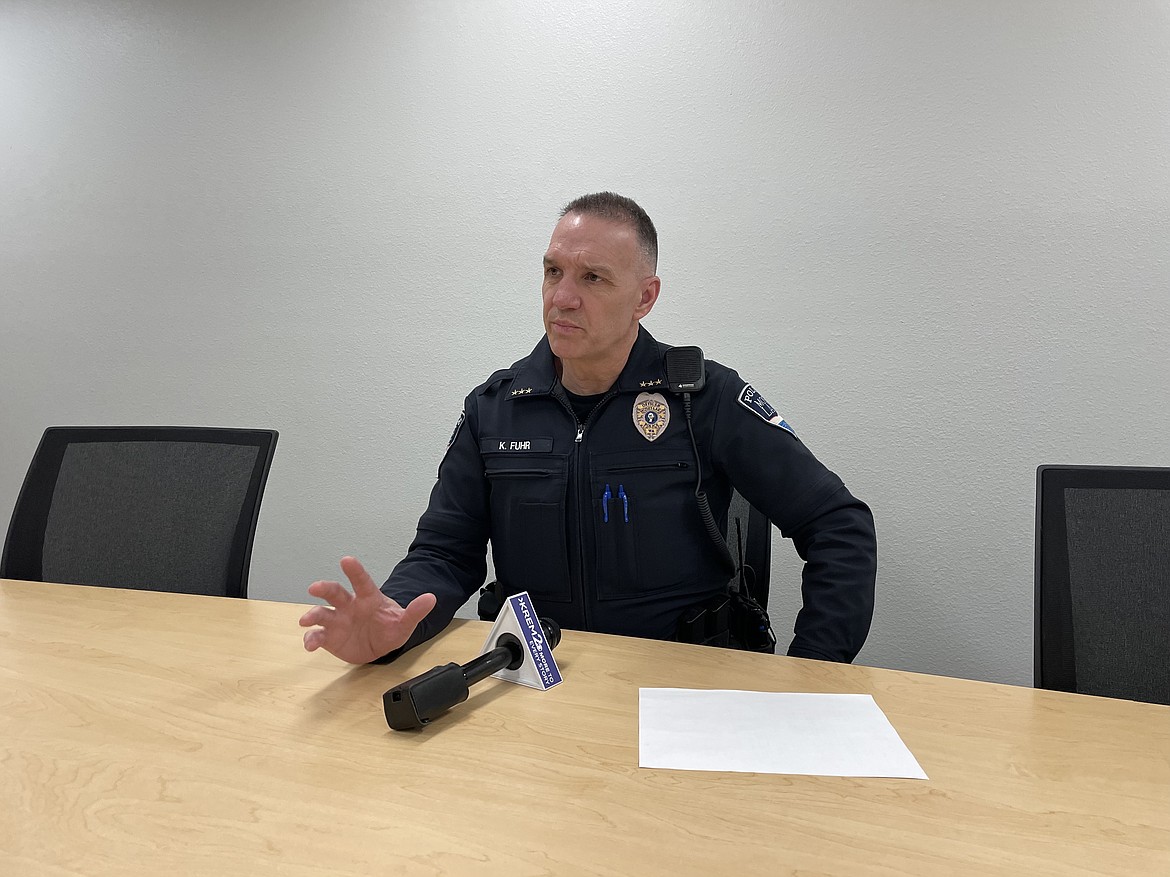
<box><xmin>737</xmin><ymin>384</ymin><xmax>796</xmax><ymax>436</ymax></box>
<box><xmin>632</xmin><ymin>392</ymin><xmax>670</xmax><ymax>441</ymax></box>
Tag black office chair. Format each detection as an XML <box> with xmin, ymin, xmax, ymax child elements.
<box><xmin>724</xmin><ymin>489</ymin><xmax>776</xmax><ymax>652</ymax></box>
<box><xmin>1035</xmin><ymin>465</ymin><xmax>1170</xmax><ymax>705</ymax></box>
<box><xmin>727</xmin><ymin>488</ymin><xmax>771</xmax><ymax>608</ymax></box>
<box><xmin>1</xmin><ymin>427</ymin><xmax>278</xmax><ymax>599</ymax></box>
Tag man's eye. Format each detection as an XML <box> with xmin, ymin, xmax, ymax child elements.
<box><xmin>584</xmin><ymin>273</ymin><xmax>600</xmax><ymax>282</ymax></box>
<box><xmin>544</xmin><ymin>266</ymin><xmax>561</xmax><ymax>278</ymax></box>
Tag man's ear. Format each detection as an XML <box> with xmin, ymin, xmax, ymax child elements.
<box><xmin>634</xmin><ymin>275</ymin><xmax>661</xmax><ymax>320</ymax></box>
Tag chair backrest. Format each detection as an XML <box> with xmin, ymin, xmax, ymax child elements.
<box><xmin>727</xmin><ymin>489</ymin><xmax>771</xmax><ymax>607</ymax></box>
<box><xmin>1035</xmin><ymin>465</ymin><xmax>1170</xmax><ymax>705</ymax></box>
<box><xmin>2</xmin><ymin>427</ymin><xmax>278</xmax><ymax>598</ymax></box>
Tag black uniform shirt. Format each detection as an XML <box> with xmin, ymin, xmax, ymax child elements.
<box><xmin>381</xmin><ymin>325</ymin><xmax>877</xmax><ymax>662</ymax></box>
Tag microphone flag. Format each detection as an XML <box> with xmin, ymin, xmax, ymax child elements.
<box><xmin>480</xmin><ymin>591</ymin><xmax>563</xmax><ymax>691</ymax></box>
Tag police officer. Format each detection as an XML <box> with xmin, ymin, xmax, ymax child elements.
<box><xmin>300</xmin><ymin>193</ymin><xmax>877</xmax><ymax>664</ymax></box>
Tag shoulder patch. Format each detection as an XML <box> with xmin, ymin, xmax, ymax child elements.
<box><xmin>446</xmin><ymin>410</ymin><xmax>466</xmax><ymax>452</ymax></box>
<box><xmin>737</xmin><ymin>384</ymin><xmax>796</xmax><ymax>436</ymax></box>
<box><xmin>437</xmin><ymin>410</ymin><xmax>467</xmax><ymax>477</ymax></box>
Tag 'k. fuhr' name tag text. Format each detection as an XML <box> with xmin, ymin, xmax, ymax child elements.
<box><xmin>481</xmin><ymin>437</ymin><xmax>554</xmax><ymax>453</ymax></box>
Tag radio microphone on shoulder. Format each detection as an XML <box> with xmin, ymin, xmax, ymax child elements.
<box><xmin>662</xmin><ymin>346</ymin><xmax>734</xmax><ymax>575</ymax></box>
<box><xmin>663</xmin><ymin>345</ymin><xmax>706</xmax><ymax>394</ymax></box>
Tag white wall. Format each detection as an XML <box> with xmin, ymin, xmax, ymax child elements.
<box><xmin>2</xmin><ymin>1</ymin><xmax>1167</xmax><ymax>686</ymax></box>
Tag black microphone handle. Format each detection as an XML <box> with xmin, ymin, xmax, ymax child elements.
<box><xmin>462</xmin><ymin>640</ymin><xmax>521</xmax><ymax>686</ymax></box>
<box><xmin>383</xmin><ymin>622</ymin><xmax>560</xmax><ymax>730</ymax></box>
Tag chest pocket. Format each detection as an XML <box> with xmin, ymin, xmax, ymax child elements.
<box><xmin>484</xmin><ymin>451</ymin><xmax>571</xmax><ymax>604</ymax></box>
<box><xmin>590</xmin><ymin>450</ymin><xmax>706</xmax><ymax>600</ymax></box>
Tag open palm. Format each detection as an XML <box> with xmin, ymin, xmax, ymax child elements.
<box><xmin>299</xmin><ymin>556</ymin><xmax>436</xmax><ymax>664</ymax></box>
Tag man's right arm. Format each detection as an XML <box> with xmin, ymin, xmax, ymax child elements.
<box><xmin>375</xmin><ymin>395</ymin><xmax>492</xmax><ymax>660</ymax></box>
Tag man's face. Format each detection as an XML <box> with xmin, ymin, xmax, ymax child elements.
<box><xmin>541</xmin><ymin>212</ymin><xmax>659</xmax><ymax>372</ymax></box>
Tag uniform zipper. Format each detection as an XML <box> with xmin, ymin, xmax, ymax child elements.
<box><xmin>553</xmin><ymin>384</ymin><xmax>618</xmax><ymax>631</ymax></box>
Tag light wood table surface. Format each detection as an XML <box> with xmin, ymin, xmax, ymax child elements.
<box><xmin>1</xmin><ymin>579</ymin><xmax>1167</xmax><ymax>876</ymax></box>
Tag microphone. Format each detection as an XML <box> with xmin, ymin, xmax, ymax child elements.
<box><xmin>383</xmin><ymin>617</ymin><xmax>562</xmax><ymax>730</ymax></box>
<box><xmin>663</xmin><ymin>345</ymin><xmax>706</xmax><ymax>394</ymax></box>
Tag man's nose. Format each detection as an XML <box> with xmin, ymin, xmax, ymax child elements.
<box><xmin>550</xmin><ymin>278</ymin><xmax>580</xmax><ymax>309</ymax></box>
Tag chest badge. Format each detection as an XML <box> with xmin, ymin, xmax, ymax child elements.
<box><xmin>632</xmin><ymin>392</ymin><xmax>670</xmax><ymax>442</ymax></box>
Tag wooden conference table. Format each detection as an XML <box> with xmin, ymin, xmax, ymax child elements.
<box><xmin>1</xmin><ymin>580</ymin><xmax>1167</xmax><ymax>876</ymax></box>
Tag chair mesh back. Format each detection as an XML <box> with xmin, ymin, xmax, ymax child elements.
<box><xmin>42</xmin><ymin>441</ymin><xmax>260</xmax><ymax>595</ymax></box>
<box><xmin>727</xmin><ymin>490</ymin><xmax>751</xmax><ymax>556</ymax></box>
<box><xmin>1063</xmin><ymin>487</ymin><xmax>1170</xmax><ymax>704</ymax></box>
<box><xmin>727</xmin><ymin>489</ymin><xmax>771</xmax><ymax>606</ymax></box>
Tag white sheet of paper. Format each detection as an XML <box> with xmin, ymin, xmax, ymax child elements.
<box><xmin>639</xmin><ymin>689</ymin><xmax>927</xmax><ymax>779</ymax></box>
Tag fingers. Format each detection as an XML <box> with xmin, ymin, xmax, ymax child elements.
<box><xmin>307</xmin><ymin>579</ymin><xmax>352</xmax><ymax>609</ymax></box>
<box><xmin>303</xmin><ymin>628</ymin><xmax>325</xmax><ymax>651</ymax></box>
<box><xmin>298</xmin><ymin>604</ymin><xmax>334</xmax><ymax>628</ymax></box>
<box><xmin>339</xmin><ymin>555</ymin><xmax>380</xmax><ymax>596</ymax></box>
<box><xmin>301</xmin><ymin>560</ymin><xmax>432</xmax><ymax>661</ymax></box>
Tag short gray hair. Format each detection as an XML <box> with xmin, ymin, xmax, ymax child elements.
<box><xmin>560</xmin><ymin>192</ymin><xmax>658</xmax><ymax>272</ymax></box>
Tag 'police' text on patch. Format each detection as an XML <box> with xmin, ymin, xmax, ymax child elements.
<box><xmin>737</xmin><ymin>385</ymin><xmax>796</xmax><ymax>436</ymax></box>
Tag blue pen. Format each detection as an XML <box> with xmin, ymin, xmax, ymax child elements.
<box><xmin>602</xmin><ymin>483</ymin><xmax>611</xmax><ymax>523</ymax></box>
<box><xmin>618</xmin><ymin>484</ymin><xmax>629</xmax><ymax>523</ymax></box>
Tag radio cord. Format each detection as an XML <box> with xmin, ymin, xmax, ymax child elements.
<box><xmin>682</xmin><ymin>393</ymin><xmax>737</xmax><ymax>577</ymax></box>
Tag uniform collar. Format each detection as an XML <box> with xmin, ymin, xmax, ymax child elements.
<box><xmin>510</xmin><ymin>325</ymin><xmax>667</xmax><ymax>399</ymax></box>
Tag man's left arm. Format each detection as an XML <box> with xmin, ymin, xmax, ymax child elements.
<box><xmin>782</xmin><ymin>487</ymin><xmax>876</xmax><ymax>661</ymax></box>
<box><xmin>705</xmin><ymin>370</ymin><xmax>877</xmax><ymax>662</ymax></box>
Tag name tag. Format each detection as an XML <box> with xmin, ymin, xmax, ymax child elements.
<box><xmin>481</xmin><ymin>437</ymin><xmax>554</xmax><ymax>454</ymax></box>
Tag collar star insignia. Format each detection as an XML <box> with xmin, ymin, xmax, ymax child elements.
<box><xmin>511</xmin><ymin>387</ymin><xmax>533</xmax><ymax>396</ymax></box>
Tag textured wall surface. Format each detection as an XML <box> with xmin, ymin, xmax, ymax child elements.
<box><xmin>3</xmin><ymin>1</ymin><xmax>1167</xmax><ymax>685</ymax></box>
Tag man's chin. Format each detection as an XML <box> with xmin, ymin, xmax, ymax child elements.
<box><xmin>546</xmin><ymin>330</ymin><xmax>582</xmax><ymax>358</ymax></box>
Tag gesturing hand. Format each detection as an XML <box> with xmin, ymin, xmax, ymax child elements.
<box><xmin>299</xmin><ymin>556</ymin><xmax>437</xmax><ymax>664</ymax></box>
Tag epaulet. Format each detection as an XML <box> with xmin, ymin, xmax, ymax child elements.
<box><xmin>475</xmin><ymin>367</ymin><xmax>517</xmax><ymax>397</ymax></box>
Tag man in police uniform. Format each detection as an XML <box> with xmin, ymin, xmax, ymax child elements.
<box><xmin>300</xmin><ymin>193</ymin><xmax>877</xmax><ymax>664</ymax></box>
